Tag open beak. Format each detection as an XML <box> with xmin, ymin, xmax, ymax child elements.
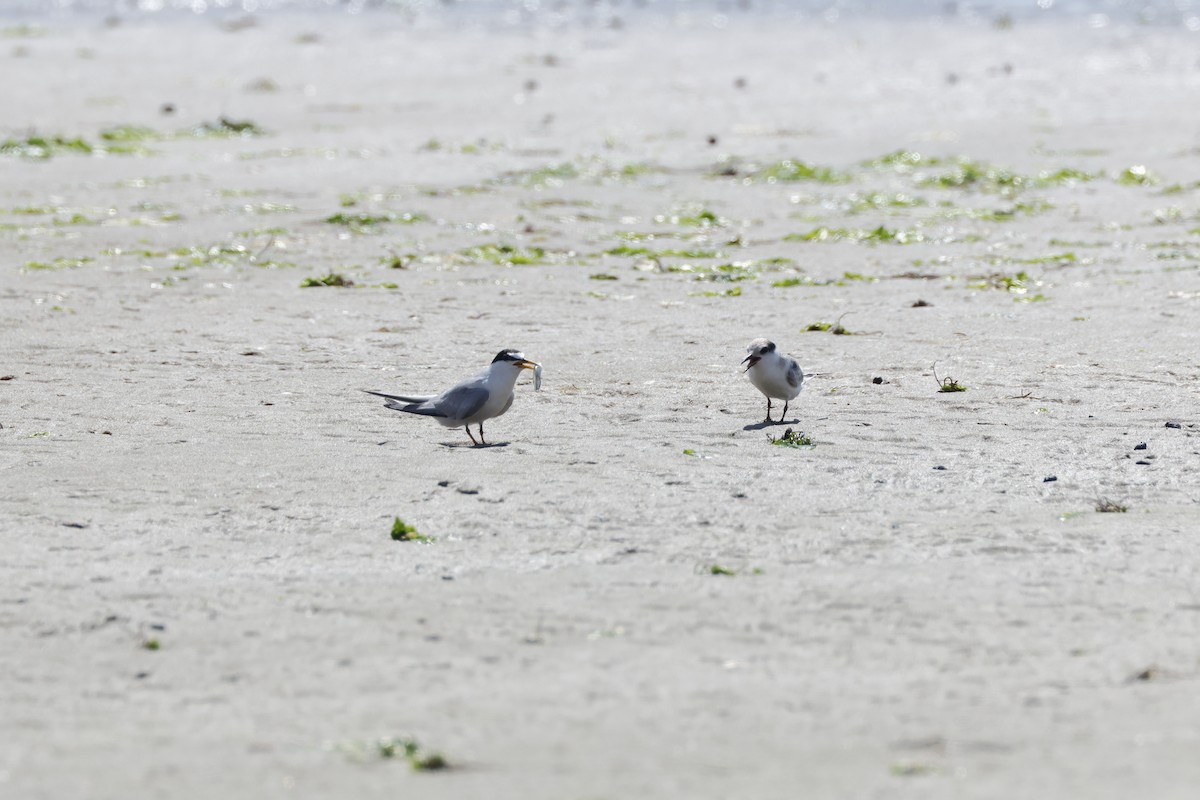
<box><xmin>742</xmin><ymin>355</ymin><xmax>760</xmax><ymax>371</ymax></box>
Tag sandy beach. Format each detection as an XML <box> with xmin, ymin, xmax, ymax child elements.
<box><xmin>3</xmin><ymin>6</ymin><xmax>1200</xmax><ymax>798</ymax></box>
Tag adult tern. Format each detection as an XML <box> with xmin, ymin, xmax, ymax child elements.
<box><xmin>365</xmin><ymin>349</ymin><xmax>541</xmax><ymax>446</ymax></box>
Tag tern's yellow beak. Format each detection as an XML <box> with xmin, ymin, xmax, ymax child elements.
<box><xmin>515</xmin><ymin>359</ymin><xmax>538</xmax><ymax>370</ymax></box>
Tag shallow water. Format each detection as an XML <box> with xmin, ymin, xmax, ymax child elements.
<box><xmin>5</xmin><ymin>0</ymin><xmax>1199</xmax><ymax>30</ymax></box>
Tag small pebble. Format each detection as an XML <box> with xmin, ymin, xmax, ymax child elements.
<box><xmin>933</xmin><ymin>465</ymin><xmax>947</xmax><ymax>471</ymax></box>
<box><xmin>1043</xmin><ymin>475</ymin><xmax>1057</xmax><ymax>482</ymax></box>
<box><xmin>1134</xmin><ymin>442</ymin><xmax>1147</xmax><ymax>450</ymax></box>
<box><xmin>1166</xmin><ymin>421</ymin><xmax>1182</xmax><ymax>429</ymax></box>
<box><xmin>1135</xmin><ymin>460</ymin><xmax>1151</xmax><ymax>466</ymax></box>
<box><xmin>872</xmin><ymin>376</ymin><xmax>884</xmax><ymax>385</ymax></box>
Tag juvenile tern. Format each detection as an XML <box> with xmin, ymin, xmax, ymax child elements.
<box><xmin>742</xmin><ymin>338</ymin><xmax>804</xmax><ymax>423</ymax></box>
<box><xmin>365</xmin><ymin>349</ymin><xmax>540</xmax><ymax>446</ymax></box>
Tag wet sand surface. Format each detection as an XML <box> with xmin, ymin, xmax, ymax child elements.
<box><xmin>3</xmin><ymin>12</ymin><xmax>1200</xmax><ymax>799</ymax></box>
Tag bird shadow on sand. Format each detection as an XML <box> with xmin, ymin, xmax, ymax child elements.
<box><xmin>742</xmin><ymin>419</ymin><xmax>799</xmax><ymax>432</ymax></box>
<box><xmin>439</xmin><ymin>441</ymin><xmax>510</xmax><ymax>449</ymax></box>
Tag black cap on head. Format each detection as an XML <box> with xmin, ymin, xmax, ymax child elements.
<box><xmin>492</xmin><ymin>349</ymin><xmax>524</xmax><ymax>363</ymax></box>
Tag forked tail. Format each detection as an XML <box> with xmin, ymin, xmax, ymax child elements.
<box><xmin>363</xmin><ymin>390</ymin><xmax>445</xmax><ymax>418</ymax></box>
<box><xmin>363</xmin><ymin>389</ymin><xmax>433</xmax><ymax>403</ymax></box>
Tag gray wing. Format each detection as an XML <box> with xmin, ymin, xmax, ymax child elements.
<box><xmin>427</xmin><ymin>383</ymin><xmax>490</xmax><ymax>422</ymax></box>
<box><xmin>786</xmin><ymin>359</ymin><xmax>804</xmax><ymax>389</ymax></box>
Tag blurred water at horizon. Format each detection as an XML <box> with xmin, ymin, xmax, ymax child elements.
<box><xmin>4</xmin><ymin>0</ymin><xmax>1199</xmax><ymax>29</ymax></box>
